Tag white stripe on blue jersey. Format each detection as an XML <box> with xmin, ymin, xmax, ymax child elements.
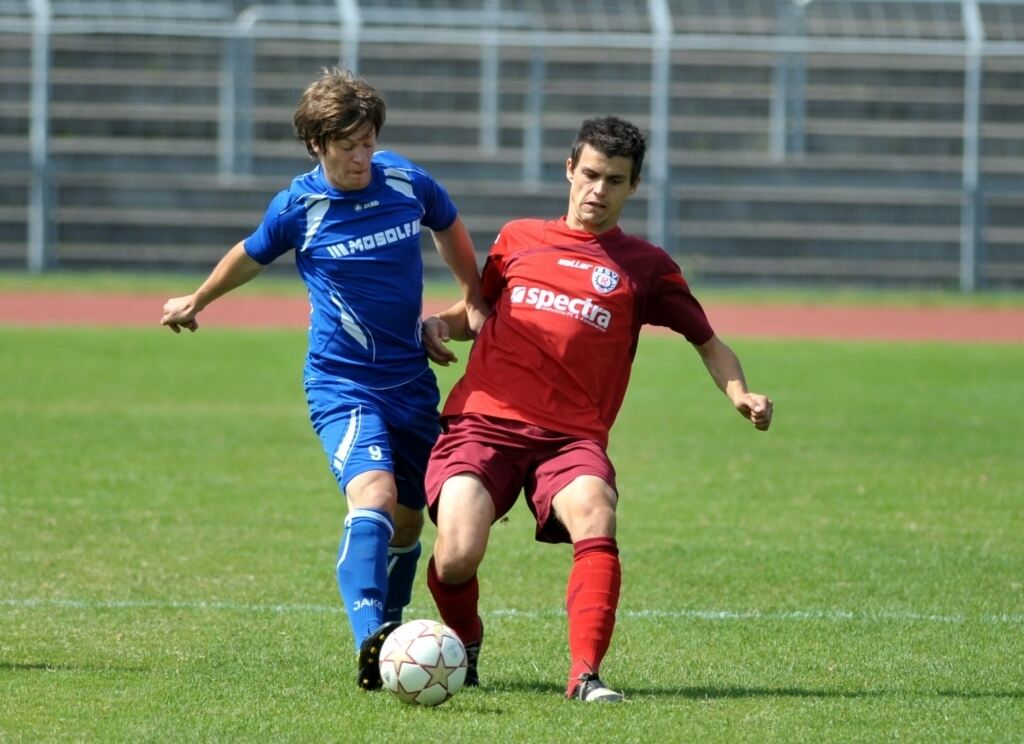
<box><xmin>244</xmin><ymin>151</ymin><xmax>458</xmax><ymax>388</ymax></box>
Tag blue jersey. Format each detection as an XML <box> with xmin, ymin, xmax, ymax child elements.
<box><xmin>244</xmin><ymin>151</ymin><xmax>458</xmax><ymax>389</ymax></box>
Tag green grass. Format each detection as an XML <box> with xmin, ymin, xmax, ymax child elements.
<box><xmin>0</xmin><ymin>268</ymin><xmax>310</xmax><ymax>297</ymax></box>
<box><xmin>1</xmin><ymin>326</ymin><xmax>1022</xmax><ymax>742</ymax></box>
<box><xmin>3</xmin><ymin>267</ymin><xmax>1024</xmax><ymax>307</ymax></box>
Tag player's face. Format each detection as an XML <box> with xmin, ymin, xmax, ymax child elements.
<box><xmin>565</xmin><ymin>144</ymin><xmax>638</xmax><ymax>234</ymax></box>
<box><xmin>314</xmin><ymin>124</ymin><xmax>376</xmax><ymax>191</ymax></box>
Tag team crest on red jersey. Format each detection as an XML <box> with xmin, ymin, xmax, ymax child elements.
<box><xmin>591</xmin><ymin>266</ymin><xmax>619</xmax><ymax>294</ymax></box>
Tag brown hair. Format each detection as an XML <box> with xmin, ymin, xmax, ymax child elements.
<box><xmin>569</xmin><ymin>116</ymin><xmax>647</xmax><ymax>185</ymax></box>
<box><xmin>293</xmin><ymin>67</ymin><xmax>387</xmax><ymax>158</ymax></box>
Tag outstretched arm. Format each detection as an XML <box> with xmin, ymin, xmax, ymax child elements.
<box><xmin>694</xmin><ymin>334</ymin><xmax>773</xmax><ymax>431</ymax></box>
<box><xmin>430</xmin><ymin>217</ymin><xmax>488</xmax><ymax>335</ymax></box>
<box><xmin>161</xmin><ymin>241</ymin><xmax>265</xmax><ymax>333</ymax></box>
<box><xmin>422</xmin><ymin>300</ymin><xmax>471</xmax><ymax>366</ymax></box>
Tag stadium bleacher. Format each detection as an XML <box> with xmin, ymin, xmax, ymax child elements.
<box><xmin>0</xmin><ymin>0</ymin><xmax>1022</xmax><ymax>286</ymax></box>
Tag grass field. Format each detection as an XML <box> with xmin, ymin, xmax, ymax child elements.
<box><xmin>3</xmin><ymin>267</ymin><xmax>1024</xmax><ymax>308</ymax></box>
<box><xmin>1</xmin><ymin>323</ymin><xmax>1022</xmax><ymax>742</ymax></box>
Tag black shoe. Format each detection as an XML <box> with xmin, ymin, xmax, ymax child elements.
<box><xmin>463</xmin><ymin>624</ymin><xmax>482</xmax><ymax>687</ymax></box>
<box><xmin>568</xmin><ymin>673</ymin><xmax>624</xmax><ymax>703</ymax></box>
<box><xmin>357</xmin><ymin>621</ymin><xmax>400</xmax><ymax>691</ymax></box>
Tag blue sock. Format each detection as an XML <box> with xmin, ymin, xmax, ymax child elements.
<box><xmin>384</xmin><ymin>541</ymin><xmax>422</xmax><ymax>624</ymax></box>
<box><xmin>336</xmin><ymin>508</ymin><xmax>394</xmax><ymax>651</ymax></box>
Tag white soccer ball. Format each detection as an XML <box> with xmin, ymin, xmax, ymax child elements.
<box><xmin>378</xmin><ymin>618</ymin><xmax>467</xmax><ymax>706</ymax></box>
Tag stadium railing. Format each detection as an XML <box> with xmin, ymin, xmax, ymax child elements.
<box><xmin>1</xmin><ymin>0</ymin><xmax>1023</xmax><ymax>289</ymax></box>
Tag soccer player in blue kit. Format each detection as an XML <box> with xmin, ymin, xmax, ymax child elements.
<box><xmin>161</xmin><ymin>68</ymin><xmax>486</xmax><ymax>690</ymax></box>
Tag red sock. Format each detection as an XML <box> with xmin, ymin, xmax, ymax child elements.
<box><xmin>565</xmin><ymin>537</ymin><xmax>621</xmax><ymax>695</ymax></box>
<box><xmin>426</xmin><ymin>556</ymin><xmax>483</xmax><ymax>646</ymax></box>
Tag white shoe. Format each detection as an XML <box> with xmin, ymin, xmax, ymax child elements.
<box><xmin>569</xmin><ymin>673</ymin><xmax>624</xmax><ymax>703</ymax></box>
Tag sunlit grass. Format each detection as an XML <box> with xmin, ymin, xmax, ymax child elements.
<box><xmin>1</xmin><ymin>327</ymin><xmax>1021</xmax><ymax>741</ymax></box>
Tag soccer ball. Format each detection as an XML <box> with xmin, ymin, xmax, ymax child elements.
<box><xmin>378</xmin><ymin>619</ymin><xmax>467</xmax><ymax>706</ymax></box>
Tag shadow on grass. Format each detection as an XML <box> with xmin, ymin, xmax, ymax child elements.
<box><xmin>1</xmin><ymin>661</ymin><xmax>149</xmax><ymax>673</ymax></box>
<box><xmin>478</xmin><ymin>679</ymin><xmax>1024</xmax><ymax>701</ymax></box>
<box><xmin>640</xmin><ymin>686</ymin><xmax>1024</xmax><ymax>701</ymax></box>
<box><xmin>935</xmin><ymin>689</ymin><xmax>1024</xmax><ymax>699</ymax></box>
<box><xmin>491</xmin><ymin>681</ymin><xmax>888</xmax><ymax>700</ymax></box>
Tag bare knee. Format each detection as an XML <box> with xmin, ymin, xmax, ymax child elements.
<box><xmin>345</xmin><ymin>470</ymin><xmax>398</xmax><ymax>513</ymax></box>
<box><xmin>392</xmin><ymin>504</ymin><xmax>424</xmax><ymax>547</ymax></box>
<box><xmin>345</xmin><ymin>471</ymin><xmax>426</xmax><ymax>546</ymax></box>
<box><xmin>432</xmin><ymin>540</ymin><xmax>482</xmax><ymax>584</ymax></box>
<box><xmin>552</xmin><ymin>476</ymin><xmax>618</xmax><ymax>542</ymax></box>
<box><xmin>432</xmin><ymin>474</ymin><xmax>495</xmax><ymax>584</ymax></box>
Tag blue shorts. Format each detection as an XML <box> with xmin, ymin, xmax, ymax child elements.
<box><xmin>305</xmin><ymin>369</ymin><xmax>441</xmax><ymax>510</ymax></box>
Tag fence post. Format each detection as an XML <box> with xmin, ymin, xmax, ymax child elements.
<box><xmin>337</xmin><ymin>0</ymin><xmax>362</xmax><ymax>72</ymax></box>
<box><xmin>522</xmin><ymin>44</ymin><xmax>545</xmax><ymax>188</ymax></box>
<box><xmin>647</xmin><ymin>0</ymin><xmax>672</xmax><ymax>252</ymax></box>
<box><xmin>771</xmin><ymin>1</ymin><xmax>807</xmax><ymax>160</ymax></box>
<box><xmin>219</xmin><ymin>11</ymin><xmax>255</xmax><ymax>178</ymax></box>
<box><xmin>960</xmin><ymin>0</ymin><xmax>984</xmax><ymax>291</ymax></box>
<box><xmin>479</xmin><ymin>0</ymin><xmax>501</xmax><ymax>155</ymax></box>
<box><xmin>27</xmin><ymin>0</ymin><xmax>52</xmax><ymax>273</ymax></box>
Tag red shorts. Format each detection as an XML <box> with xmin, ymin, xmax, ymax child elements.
<box><xmin>425</xmin><ymin>413</ymin><xmax>616</xmax><ymax>544</ymax></box>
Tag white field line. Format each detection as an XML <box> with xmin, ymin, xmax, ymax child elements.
<box><xmin>1</xmin><ymin>597</ymin><xmax>1021</xmax><ymax>625</ymax></box>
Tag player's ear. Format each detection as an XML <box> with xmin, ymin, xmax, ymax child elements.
<box><xmin>565</xmin><ymin>157</ymin><xmax>574</xmax><ymax>183</ymax></box>
<box><xmin>629</xmin><ymin>176</ymin><xmax>640</xmax><ymax>195</ymax></box>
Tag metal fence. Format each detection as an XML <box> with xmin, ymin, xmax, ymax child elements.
<box><xmin>2</xmin><ymin>0</ymin><xmax>1023</xmax><ymax>289</ymax></box>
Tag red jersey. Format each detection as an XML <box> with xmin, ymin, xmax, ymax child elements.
<box><xmin>442</xmin><ymin>218</ymin><xmax>714</xmax><ymax>447</ymax></box>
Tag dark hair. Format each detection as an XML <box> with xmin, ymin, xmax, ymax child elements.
<box><xmin>569</xmin><ymin>116</ymin><xmax>647</xmax><ymax>185</ymax></box>
<box><xmin>293</xmin><ymin>67</ymin><xmax>387</xmax><ymax>159</ymax></box>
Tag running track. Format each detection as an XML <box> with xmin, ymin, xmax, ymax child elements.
<box><xmin>1</xmin><ymin>291</ymin><xmax>1022</xmax><ymax>343</ymax></box>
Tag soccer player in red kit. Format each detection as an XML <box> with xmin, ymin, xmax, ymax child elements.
<box><xmin>421</xmin><ymin>116</ymin><xmax>773</xmax><ymax>702</ymax></box>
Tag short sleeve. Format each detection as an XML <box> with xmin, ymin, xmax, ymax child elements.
<box><xmin>479</xmin><ymin>227</ymin><xmax>512</xmax><ymax>306</ymax></box>
<box><xmin>413</xmin><ymin>170</ymin><xmax>458</xmax><ymax>233</ymax></box>
<box><xmin>644</xmin><ymin>259</ymin><xmax>715</xmax><ymax>345</ymax></box>
<box><xmin>243</xmin><ymin>190</ymin><xmax>297</xmax><ymax>266</ymax></box>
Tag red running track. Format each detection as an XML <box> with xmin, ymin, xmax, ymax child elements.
<box><xmin>0</xmin><ymin>291</ymin><xmax>1022</xmax><ymax>343</ymax></box>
